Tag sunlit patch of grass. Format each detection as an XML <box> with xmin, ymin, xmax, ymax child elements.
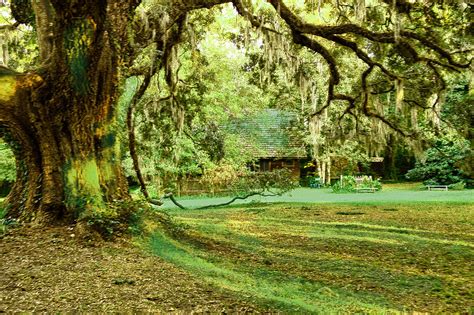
<box><xmin>251</xmin><ymin>218</ymin><xmax>474</xmax><ymax>248</ymax></box>
<box><xmin>149</xmin><ymin>231</ymin><xmax>397</xmax><ymax>313</ymax></box>
<box><xmin>147</xmin><ymin>201</ymin><xmax>474</xmax><ymax>313</ymax></box>
<box><xmin>382</xmin><ymin>182</ymin><xmax>425</xmax><ymax>191</ymax></box>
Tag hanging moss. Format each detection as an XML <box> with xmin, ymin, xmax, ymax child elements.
<box><xmin>395</xmin><ymin>79</ymin><xmax>404</xmax><ymax>113</ymax></box>
<box><xmin>356</xmin><ymin>0</ymin><xmax>366</xmax><ymax>22</ymax></box>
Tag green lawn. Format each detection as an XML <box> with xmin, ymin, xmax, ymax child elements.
<box><xmin>162</xmin><ymin>186</ymin><xmax>474</xmax><ymax>209</ymax></box>
<box><xmin>148</xmin><ymin>201</ymin><xmax>474</xmax><ymax>313</ymax></box>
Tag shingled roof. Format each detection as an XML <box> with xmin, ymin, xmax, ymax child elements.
<box><xmin>227</xmin><ymin>109</ymin><xmax>307</xmax><ymax>159</ymax></box>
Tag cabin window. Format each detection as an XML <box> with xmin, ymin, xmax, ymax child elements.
<box><xmin>260</xmin><ymin>160</ymin><xmax>270</xmax><ymax>171</ymax></box>
<box><xmin>283</xmin><ymin>160</ymin><xmax>295</xmax><ymax>167</ymax></box>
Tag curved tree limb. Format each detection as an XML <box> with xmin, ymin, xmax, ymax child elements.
<box><xmin>161</xmin><ymin>193</ymin><xmax>186</xmax><ymax>209</ymax></box>
<box><xmin>0</xmin><ymin>21</ymin><xmax>19</xmax><ymax>30</ymax></box>
<box><xmin>196</xmin><ymin>191</ymin><xmax>279</xmax><ymax>210</ymax></box>
<box><xmin>163</xmin><ymin>190</ymin><xmax>281</xmax><ymax>211</ymax></box>
<box><xmin>269</xmin><ymin>0</ymin><xmax>470</xmax><ymax>70</ymax></box>
<box><xmin>264</xmin><ymin>0</ymin><xmax>470</xmax><ymax>137</ymax></box>
<box><xmin>127</xmin><ymin>13</ymin><xmax>189</xmax><ymax>202</ymax></box>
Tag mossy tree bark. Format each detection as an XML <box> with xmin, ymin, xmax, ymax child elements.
<box><xmin>0</xmin><ymin>1</ymin><xmax>139</xmax><ymax>224</ymax></box>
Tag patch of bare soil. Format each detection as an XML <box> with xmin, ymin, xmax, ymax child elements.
<box><xmin>0</xmin><ymin>226</ymin><xmax>273</xmax><ymax>312</ymax></box>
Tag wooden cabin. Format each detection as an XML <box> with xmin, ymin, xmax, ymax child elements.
<box><xmin>227</xmin><ymin>109</ymin><xmax>307</xmax><ymax>179</ymax></box>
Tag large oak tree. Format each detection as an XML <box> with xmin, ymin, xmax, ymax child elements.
<box><xmin>0</xmin><ymin>0</ymin><xmax>471</xmax><ymax>225</ymax></box>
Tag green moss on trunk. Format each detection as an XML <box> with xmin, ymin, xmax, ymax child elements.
<box><xmin>64</xmin><ymin>18</ymin><xmax>96</xmax><ymax>94</ymax></box>
<box><xmin>64</xmin><ymin>158</ymin><xmax>105</xmax><ymax>217</ymax></box>
<box><xmin>0</xmin><ymin>75</ymin><xmax>17</xmax><ymax>101</ymax></box>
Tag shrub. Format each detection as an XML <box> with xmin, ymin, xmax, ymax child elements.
<box><xmin>332</xmin><ymin>175</ymin><xmax>382</xmax><ymax>193</ymax></box>
<box><xmin>448</xmin><ymin>181</ymin><xmax>465</xmax><ymax>190</ymax></box>
<box><xmin>231</xmin><ymin>169</ymin><xmax>298</xmax><ymax>196</ymax></box>
<box><xmin>406</xmin><ymin>136</ymin><xmax>470</xmax><ymax>185</ymax></box>
<box><xmin>360</xmin><ymin>176</ymin><xmax>382</xmax><ymax>190</ymax></box>
<box><xmin>332</xmin><ymin>176</ymin><xmax>356</xmax><ymax>193</ymax></box>
<box><xmin>84</xmin><ymin>200</ymin><xmax>150</xmax><ymax>239</ymax></box>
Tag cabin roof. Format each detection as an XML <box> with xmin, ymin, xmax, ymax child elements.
<box><xmin>226</xmin><ymin>109</ymin><xmax>307</xmax><ymax>159</ymax></box>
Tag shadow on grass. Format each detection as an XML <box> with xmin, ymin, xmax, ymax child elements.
<box><xmin>148</xmin><ymin>231</ymin><xmax>397</xmax><ymax>313</ymax></box>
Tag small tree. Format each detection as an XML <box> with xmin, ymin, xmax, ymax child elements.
<box><xmin>405</xmin><ymin>136</ymin><xmax>470</xmax><ymax>185</ymax></box>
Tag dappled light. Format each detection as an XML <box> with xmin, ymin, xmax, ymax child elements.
<box><xmin>0</xmin><ymin>0</ymin><xmax>472</xmax><ymax>312</ymax></box>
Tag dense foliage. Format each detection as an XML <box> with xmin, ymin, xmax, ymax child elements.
<box><xmin>405</xmin><ymin>135</ymin><xmax>470</xmax><ymax>186</ymax></box>
<box><xmin>0</xmin><ymin>140</ymin><xmax>15</xmax><ymax>197</ymax></box>
<box><xmin>0</xmin><ymin>141</ymin><xmax>15</xmax><ymax>183</ymax></box>
<box><xmin>332</xmin><ymin>175</ymin><xmax>382</xmax><ymax>193</ymax></box>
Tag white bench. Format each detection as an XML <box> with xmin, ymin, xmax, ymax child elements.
<box><xmin>355</xmin><ymin>187</ymin><xmax>376</xmax><ymax>193</ymax></box>
<box><xmin>426</xmin><ymin>185</ymin><xmax>448</xmax><ymax>191</ymax></box>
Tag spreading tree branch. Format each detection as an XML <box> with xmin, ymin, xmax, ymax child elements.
<box><xmin>127</xmin><ymin>14</ymin><xmax>188</xmax><ymax>202</ymax></box>
<box><xmin>265</xmin><ymin>0</ymin><xmax>470</xmax><ymax>136</ymax></box>
<box><xmin>163</xmin><ymin>190</ymin><xmax>281</xmax><ymax>210</ymax></box>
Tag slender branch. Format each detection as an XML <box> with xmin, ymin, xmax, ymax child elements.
<box><xmin>196</xmin><ymin>190</ymin><xmax>279</xmax><ymax>210</ymax></box>
<box><xmin>163</xmin><ymin>189</ymin><xmax>281</xmax><ymax>210</ymax></box>
<box><xmin>0</xmin><ymin>22</ymin><xmax>19</xmax><ymax>30</ymax></box>
<box><xmin>127</xmin><ymin>77</ymin><xmax>152</xmax><ymax>200</ymax></box>
<box><xmin>164</xmin><ymin>193</ymin><xmax>186</xmax><ymax>209</ymax></box>
<box><xmin>127</xmin><ymin>13</ymin><xmax>188</xmax><ymax>201</ymax></box>
<box><xmin>127</xmin><ymin>54</ymin><xmax>163</xmax><ymax>200</ymax></box>
<box><xmin>370</xmin><ymin>84</ymin><xmax>395</xmax><ymax>95</ymax></box>
<box><xmin>232</xmin><ymin>0</ymin><xmax>282</xmax><ymax>35</ymax></box>
<box><xmin>400</xmin><ymin>30</ymin><xmax>471</xmax><ymax>69</ymax></box>
<box><xmin>405</xmin><ymin>99</ymin><xmax>430</xmax><ymax>110</ymax></box>
<box><xmin>326</xmin><ymin>34</ymin><xmax>398</xmax><ymax>79</ymax></box>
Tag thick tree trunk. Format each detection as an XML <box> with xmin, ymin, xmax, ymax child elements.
<box><xmin>1</xmin><ymin>70</ymin><xmax>130</xmax><ymax>224</ymax></box>
<box><xmin>0</xmin><ymin>1</ymin><xmax>138</xmax><ymax>225</ymax></box>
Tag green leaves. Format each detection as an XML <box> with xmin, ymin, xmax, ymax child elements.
<box><xmin>0</xmin><ymin>141</ymin><xmax>15</xmax><ymax>183</ymax></box>
<box><xmin>405</xmin><ymin>135</ymin><xmax>470</xmax><ymax>185</ymax></box>
<box><xmin>332</xmin><ymin>175</ymin><xmax>382</xmax><ymax>193</ymax></box>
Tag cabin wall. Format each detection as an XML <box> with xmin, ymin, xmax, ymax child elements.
<box><xmin>258</xmin><ymin>158</ymin><xmax>301</xmax><ymax>179</ymax></box>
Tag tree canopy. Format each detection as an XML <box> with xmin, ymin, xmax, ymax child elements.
<box><xmin>0</xmin><ymin>0</ymin><xmax>472</xmax><ymax>226</ymax></box>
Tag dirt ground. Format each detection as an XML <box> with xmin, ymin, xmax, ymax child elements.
<box><xmin>0</xmin><ymin>225</ymin><xmax>272</xmax><ymax>312</ymax></box>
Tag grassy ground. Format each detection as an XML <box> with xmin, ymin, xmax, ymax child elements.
<box><xmin>162</xmin><ymin>185</ymin><xmax>474</xmax><ymax>209</ymax></box>
<box><xmin>149</xmin><ymin>201</ymin><xmax>474</xmax><ymax>313</ymax></box>
<box><xmin>2</xmin><ymin>186</ymin><xmax>473</xmax><ymax>312</ymax></box>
